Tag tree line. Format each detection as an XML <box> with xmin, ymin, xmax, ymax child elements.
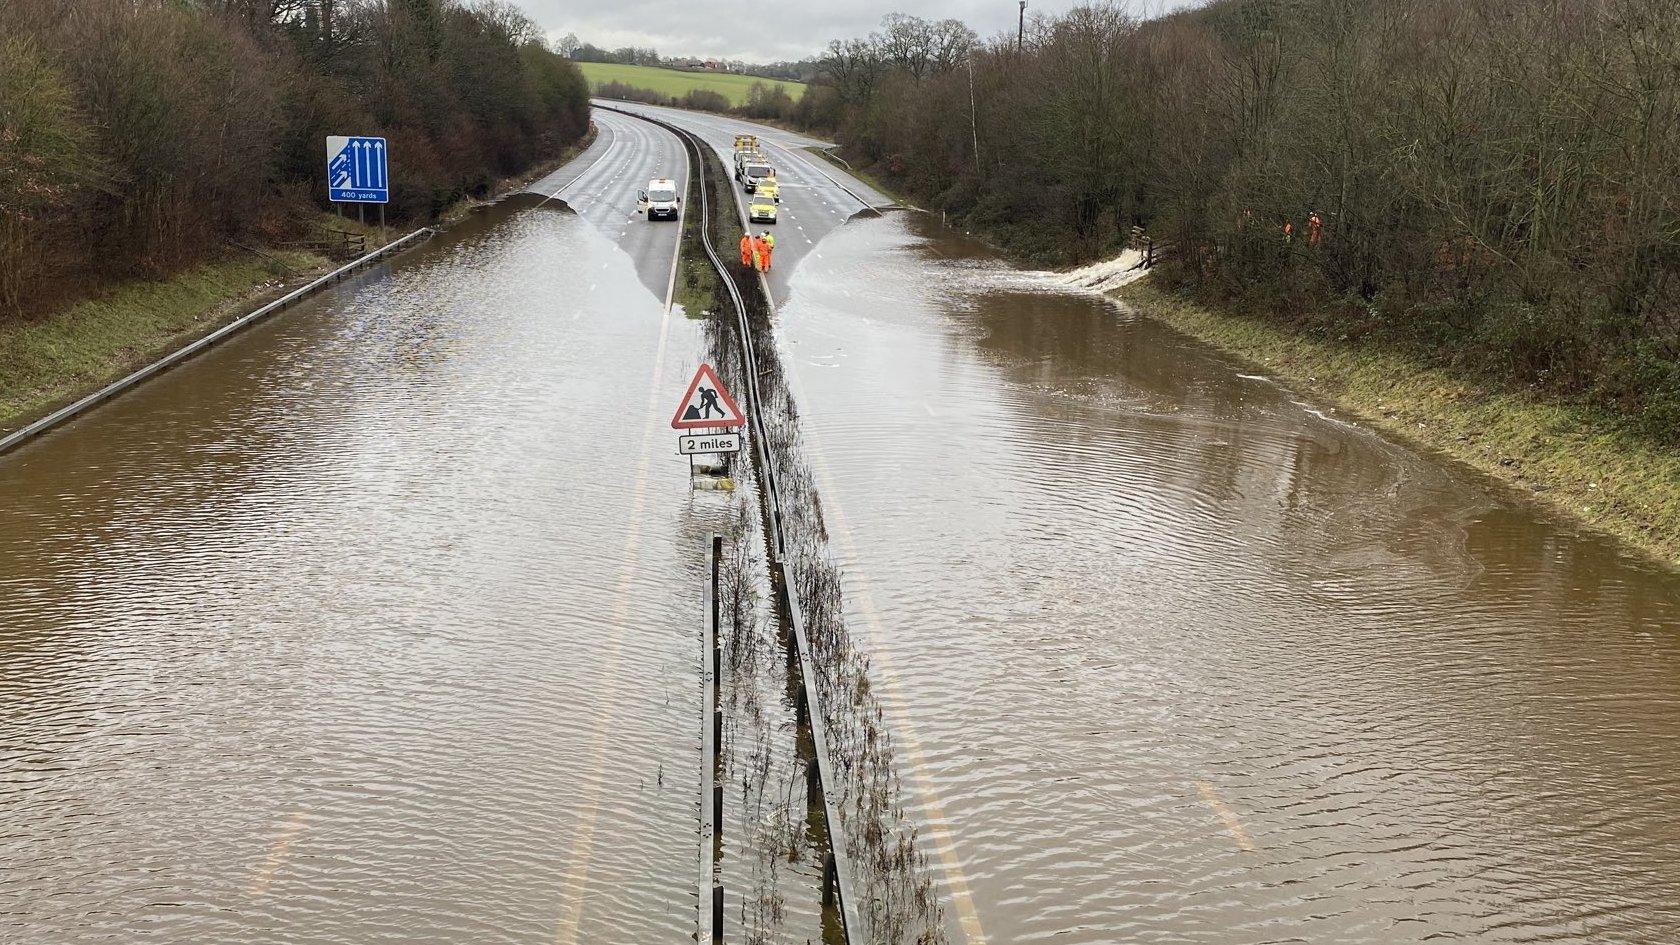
<box><xmin>555</xmin><ymin>33</ymin><xmax>819</xmax><ymax>83</ymax></box>
<box><xmin>801</xmin><ymin>1</ymin><xmax>1680</xmax><ymax>440</ymax></box>
<box><xmin>1</xmin><ymin>0</ymin><xmax>590</xmax><ymax>317</ymax></box>
<box><xmin>556</xmin><ymin>36</ymin><xmax>664</xmax><ymax>67</ymax></box>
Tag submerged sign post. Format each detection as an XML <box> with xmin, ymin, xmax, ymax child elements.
<box><xmin>673</xmin><ymin>363</ymin><xmax>744</xmax><ymax>473</ymax></box>
<box><xmin>326</xmin><ymin>135</ymin><xmax>389</xmax><ymax>236</ymax></box>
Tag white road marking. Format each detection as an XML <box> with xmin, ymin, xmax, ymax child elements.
<box><xmin>1196</xmin><ymin>781</ymin><xmax>1257</xmax><ymax>852</ymax></box>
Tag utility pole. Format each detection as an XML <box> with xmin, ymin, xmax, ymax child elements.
<box><xmin>967</xmin><ymin>54</ymin><xmax>982</xmax><ymax>178</ymax></box>
<box><xmin>1018</xmin><ymin>1</ymin><xmax>1027</xmax><ymax>53</ymax></box>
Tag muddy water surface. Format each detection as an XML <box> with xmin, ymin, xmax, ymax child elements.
<box><xmin>0</xmin><ymin>200</ymin><xmax>727</xmax><ymax>944</ymax></box>
<box><xmin>778</xmin><ymin>214</ymin><xmax>1680</xmax><ymax>945</ymax></box>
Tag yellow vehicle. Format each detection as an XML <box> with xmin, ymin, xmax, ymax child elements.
<box><xmin>733</xmin><ymin>134</ymin><xmax>759</xmax><ymax>152</ymax></box>
<box><xmin>755</xmin><ymin>179</ymin><xmax>780</xmax><ymax>203</ymax></box>
<box><xmin>748</xmin><ymin>189</ymin><xmax>778</xmax><ymax>224</ymax></box>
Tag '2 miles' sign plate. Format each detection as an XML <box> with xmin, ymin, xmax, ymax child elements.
<box><xmin>678</xmin><ymin>433</ymin><xmax>741</xmax><ymax>455</ymax></box>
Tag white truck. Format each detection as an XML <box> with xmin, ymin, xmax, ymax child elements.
<box><xmin>733</xmin><ymin>151</ymin><xmax>775</xmax><ymax>193</ymax></box>
<box><xmin>739</xmin><ymin>160</ymin><xmax>775</xmax><ymax>193</ymax></box>
<box><xmin>733</xmin><ymin>149</ymin><xmax>761</xmax><ymax>176</ymax></box>
<box><xmin>639</xmin><ymin>178</ymin><xmax>681</xmax><ymax>220</ymax></box>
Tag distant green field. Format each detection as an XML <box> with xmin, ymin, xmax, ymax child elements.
<box><xmin>577</xmin><ymin>62</ymin><xmax>806</xmax><ymax>107</ymax></box>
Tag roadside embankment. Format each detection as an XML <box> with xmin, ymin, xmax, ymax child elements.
<box><xmin>1118</xmin><ymin>280</ymin><xmax>1680</xmax><ymax>569</ymax></box>
<box><xmin>0</xmin><ymin>125</ymin><xmax>604</xmax><ymax>443</ymax></box>
<box><xmin>439</xmin><ymin>123</ymin><xmax>599</xmax><ymax>225</ymax></box>
<box><xmin>0</xmin><ymin>250</ymin><xmax>327</xmax><ymax>435</ymax></box>
<box><xmin>804</xmin><ymin>149</ymin><xmax>903</xmax><ymax>209</ymax></box>
<box><xmin>774</xmin><ymin>154</ymin><xmax>1680</xmax><ymax>568</ymax></box>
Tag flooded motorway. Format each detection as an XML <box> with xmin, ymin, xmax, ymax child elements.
<box><xmin>6</xmin><ymin>115</ymin><xmax>1680</xmax><ymax>945</ymax></box>
<box><xmin>0</xmin><ymin>201</ymin><xmax>729</xmax><ymax>943</ymax></box>
<box><xmin>777</xmin><ymin>214</ymin><xmax>1680</xmax><ymax>944</ymax></box>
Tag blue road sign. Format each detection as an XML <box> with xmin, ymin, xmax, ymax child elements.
<box><xmin>326</xmin><ymin>135</ymin><xmax>388</xmax><ymax>203</ymax></box>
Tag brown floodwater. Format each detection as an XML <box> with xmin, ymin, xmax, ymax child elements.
<box><xmin>6</xmin><ymin>189</ymin><xmax>1680</xmax><ymax>945</ymax></box>
<box><xmin>776</xmin><ymin>214</ymin><xmax>1680</xmax><ymax>945</ymax></box>
<box><xmin>0</xmin><ymin>198</ymin><xmax>737</xmax><ymax>943</ymax></box>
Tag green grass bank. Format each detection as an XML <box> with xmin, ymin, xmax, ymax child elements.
<box><xmin>576</xmin><ymin>62</ymin><xmax>805</xmax><ymax>106</ymax></box>
<box><xmin>1118</xmin><ymin>280</ymin><xmax>1680</xmax><ymax>569</ymax></box>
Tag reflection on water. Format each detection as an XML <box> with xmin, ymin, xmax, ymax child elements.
<box><xmin>0</xmin><ymin>198</ymin><xmax>725</xmax><ymax>944</ymax></box>
<box><xmin>780</xmin><ymin>214</ymin><xmax>1680</xmax><ymax>945</ymax></box>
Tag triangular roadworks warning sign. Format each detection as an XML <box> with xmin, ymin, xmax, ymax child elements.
<box><xmin>671</xmin><ymin>363</ymin><xmax>746</xmax><ymax>430</ymax></box>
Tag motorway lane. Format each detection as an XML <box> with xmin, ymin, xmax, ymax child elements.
<box><xmin>598</xmin><ymin>101</ymin><xmax>891</xmax><ymax>301</ymax></box>
<box><xmin>528</xmin><ymin>108</ymin><xmax>689</xmax><ymax>304</ymax></box>
<box><xmin>0</xmin><ymin>190</ymin><xmax>727</xmax><ymax>945</ymax></box>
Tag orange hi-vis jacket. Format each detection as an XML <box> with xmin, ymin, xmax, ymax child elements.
<box><xmin>740</xmin><ymin>234</ymin><xmax>753</xmax><ymax>267</ymax></box>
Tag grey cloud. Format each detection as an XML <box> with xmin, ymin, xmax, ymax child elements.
<box><xmin>531</xmin><ymin>0</ymin><xmax>1202</xmax><ymax>63</ymax></box>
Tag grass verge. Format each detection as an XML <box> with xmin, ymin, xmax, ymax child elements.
<box><xmin>673</xmin><ymin>226</ymin><xmax>722</xmax><ymax>317</ymax></box>
<box><xmin>672</xmin><ymin>147</ymin><xmax>723</xmax><ymax>318</ymax></box>
<box><xmin>1119</xmin><ymin>280</ymin><xmax>1680</xmax><ymax>569</ymax></box>
<box><xmin>0</xmin><ymin>250</ymin><xmax>327</xmax><ymax>434</ymax></box>
<box><xmin>803</xmin><ymin>148</ymin><xmax>902</xmax><ymax>209</ymax></box>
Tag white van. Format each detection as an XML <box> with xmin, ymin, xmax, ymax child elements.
<box><xmin>640</xmin><ymin>178</ymin><xmax>681</xmax><ymax>220</ymax></box>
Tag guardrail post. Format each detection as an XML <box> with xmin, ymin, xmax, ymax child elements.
<box><xmin>822</xmin><ymin>851</ymin><xmax>837</xmax><ymax>908</ymax></box>
<box><xmin>713</xmin><ymin>783</ymin><xmax>724</xmax><ymax>858</ymax></box>
<box><xmin>711</xmin><ymin>534</ymin><xmax>722</xmax><ymax>638</ymax></box>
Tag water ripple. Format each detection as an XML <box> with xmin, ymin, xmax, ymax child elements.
<box><xmin>1</xmin><ymin>204</ymin><xmax>729</xmax><ymax>944</ymax></box>
<box><xmin>776</xmin><ymin>213</ymin><xmax>1680</xmax><ymax>945</ymax></box>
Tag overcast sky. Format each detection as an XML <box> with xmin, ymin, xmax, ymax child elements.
<box><xmin>530</xmin><ymin>0</ymin><xmax>1204</xmax><ymax>63</ymax></box>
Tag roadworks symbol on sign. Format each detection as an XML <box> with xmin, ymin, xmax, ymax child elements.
<box><xmin>672</xmin><ymin>363</ymin><xmax>745</xmax><ymax>430</ymax></box>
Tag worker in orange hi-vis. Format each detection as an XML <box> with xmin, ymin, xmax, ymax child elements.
<box><xmin>740</xmin><ymin>232</ymin><xmax>753</xmax><ymax>268</ymax></box>
<box><xmin>1308</xmin><ymin>211</ymin><xmax>1323</xmax><ymax>247</ymax></box>
<box><xmin>760</xmin><ymin>231</ymin><xmax>775</xmax><ymax>271</ymax></box>
<box><xmin>750</xmin><ymin>234</ymin><xmax>766</xmax><ymax>272</ymax></box>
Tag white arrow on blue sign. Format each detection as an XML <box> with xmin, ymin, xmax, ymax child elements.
<box><xmin>326</xmin><ymin>135</ymin><xmax>389</xmax><ymax>204</ymax></box>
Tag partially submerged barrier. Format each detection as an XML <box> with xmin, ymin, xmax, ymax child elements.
<box><xmin>700</xmin><ymin>534</ymin><xmax>724</xmax><ymax>944</ymax></box>
<box><xmin>602</xmin><ymin>102</ymin><xmax>870</xmax><ymax>943</ymax></box>
<box><xmin>0</xmin><ymin>227</ymin><xmax>434</xmax><ymax>459</ymax></box>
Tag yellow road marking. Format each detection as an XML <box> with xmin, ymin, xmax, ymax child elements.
<box><xmin>1195</xmin><ymin>780</ymin><xmax>1256</xmax><ymax>852</ymax></box>
<box><xmin>553</xmin><ymin>298</ymin><xmax>674</xmax><ymax>945</ymax></box>
<box><xmin>249</xmin><ymin>809</ymin><xmax>309</xmax><ymax>897</ymax></box>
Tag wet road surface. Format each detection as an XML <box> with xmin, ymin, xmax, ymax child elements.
<box><xmin>528</xmin><ymin>108</ymin><xmax>688</xmax><ymax>301</ymax></box>
<box><xmin>601</xmin><ymin>101</ymin><xmax>889</xmax><ymax>300</ymax></box>
<box><xmin>776</xmin><ymin>214</ymin><xmax>1680</xmax><ymax>945</ymax></box>
<box><xmin>0</xmin><ymin>197</ymin><xmax>730</xmax><ymax>943</ymax></box>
